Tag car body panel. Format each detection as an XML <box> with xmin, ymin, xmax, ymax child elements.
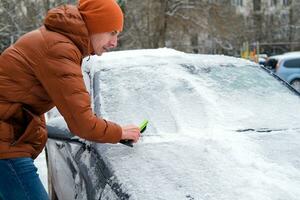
<box><xmin>46</xmin><ymin>122</ymin><xmax>131</xmax><ymax>200</ymax></box>
<box><xmin>47</xmin><ymin>139</ymin><xmax>85</xmax><ymax>200</ymax></box>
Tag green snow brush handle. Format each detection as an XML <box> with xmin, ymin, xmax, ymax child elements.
<box><xmin>119</xmin><ymin>120</ymin><xmax>148</xmax><ymax>147</ymax></box>
<box><xmin>139</xmin><ymin>120</ymin><xmax>148</xmax><ymax>133</ymax></box>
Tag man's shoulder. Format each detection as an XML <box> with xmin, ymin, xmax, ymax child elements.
<box><xmin>40</xmin><ymin>26</ymin><xmax>76</xmax><ymax>49</ymax></box>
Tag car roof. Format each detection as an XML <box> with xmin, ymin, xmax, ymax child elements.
<box><xmin>283</xmin><ymin>51</ymin><xmax>300</xmax><ymax>55</ymax></box>
<box><xmin>268</xmin><ymin>53</ymin><xmax>300</xmax><ymax>61</ymax></box>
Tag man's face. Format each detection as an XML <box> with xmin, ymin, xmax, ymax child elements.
<box><xmin>90</xmin><ymin>31</ymin><xmax>119</xmax><ymax>56</ymax></box>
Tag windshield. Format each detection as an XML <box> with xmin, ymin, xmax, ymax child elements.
<box><xmin>92</xmin><ymin>54</ymin><xmax>300</xmax><ymax>134</ymax></box>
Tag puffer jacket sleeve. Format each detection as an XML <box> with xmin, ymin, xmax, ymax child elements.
<box><xmin>34</xmin><ymin>42</ymin><xmax>122</xmax><ymax>143</ymax></box>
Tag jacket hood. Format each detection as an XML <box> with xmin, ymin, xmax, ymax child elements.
<box><xmin>44</xmin><ymin>5</ymin><xmax>93</xmax><ymax>56</ymax></box>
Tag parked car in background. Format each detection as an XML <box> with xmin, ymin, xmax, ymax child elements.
<box><xmin>265</xmin><ymin>52</ymin><xmax>300</xmax><ymax>92</ymax></box>
<box><xmin>46</xmin><ymin>48</ymin><xmax>300</xmax><ymax>200</ymax></box>
<box><xmin>276</xmin><ymin>54</ymin><xmax>300</xmax><ymax>92</ymax></box>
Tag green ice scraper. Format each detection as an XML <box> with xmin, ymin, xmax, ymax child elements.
<box><xmin>119</xmin><ymin>120</ymin><xmax>148</xmax><ymax>147</ymax></box>
<box><xmin>139</xmin><ymin>120</ymin><xmax>148</xmax><ymax>133</ymax></box>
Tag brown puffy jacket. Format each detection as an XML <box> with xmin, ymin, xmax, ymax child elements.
<box><xmin>0</xmin><ymin>5</ymin><xmax>122</xmax><ymax>159</ymax></box>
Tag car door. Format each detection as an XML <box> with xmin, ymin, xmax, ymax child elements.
<box><xmin>47</xmin><ymin>122</ymin><xmax>90</xmax><ymax>200</ymax></box>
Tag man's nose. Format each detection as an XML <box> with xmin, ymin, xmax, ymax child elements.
<box><xmin>109</xmin><ymin>36</ymin><xmax>118</xmax><ymax>48</ymax></box>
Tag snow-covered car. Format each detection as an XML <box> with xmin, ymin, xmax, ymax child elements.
<box><xmin>45</xmin><ymin>48</ymin><xmax>300</xmax><ymax>200</ymax></box>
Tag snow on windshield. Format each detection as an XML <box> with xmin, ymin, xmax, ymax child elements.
<box><xmin>83</xmin><ymin>48</ymin><xmax>300</xmax><ymax>133</ymax></box>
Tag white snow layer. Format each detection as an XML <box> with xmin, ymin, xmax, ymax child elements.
<box><xmin>44</xmin><ymin>48</ymin><xmax>300</xmax><ymax>199</ymax></box>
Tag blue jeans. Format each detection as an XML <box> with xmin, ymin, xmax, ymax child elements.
<box><xmin>0</xmin><ymin>157</ymin><xmax>49</xmax><ymax>200</ymax></box>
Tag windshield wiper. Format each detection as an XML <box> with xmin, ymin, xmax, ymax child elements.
<box><xmin>237</xmin><ymin>128</ymin><xmax>285</xmax><ymax>133</ymax></box>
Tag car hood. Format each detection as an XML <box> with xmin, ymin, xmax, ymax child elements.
<box><xmin>93</xmin><ymin>128</ymin><xmax>300</xmax><ymax>200</ymax></box>
<box><xmin>46</xmin><ymin>115</ymin><xmax>300</xmax><ymax>199</ymax></box>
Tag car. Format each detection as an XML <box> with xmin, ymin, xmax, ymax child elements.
<box><xmin>276</xmin><ymin>54</ymin><xmax>300</xmax><ymax>92</ymax></box>
<box><xmin>265</xmin><ymin>52</ymin><xmax>300</xmax><ymax>92</ymax></box>
<box><xmin>45</xmin><ymin>48</ymin><xmax>300</xmax><ymax>200</ymax></box>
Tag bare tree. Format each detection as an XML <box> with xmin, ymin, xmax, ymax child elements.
<box><xmin>1</xmin><ymin>0</ymin><xmax>299</xmax><ymax>55</ymax></box>
<box><xmin>0</xmin><ymin>0</ymin><xmax>76</xmax><ymax>52</ymax></box>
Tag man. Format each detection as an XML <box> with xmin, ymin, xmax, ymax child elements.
<box><xmin>0</xmin><ymin>0</ymin><xmax>141</xmax><ymax>199</ymax></box>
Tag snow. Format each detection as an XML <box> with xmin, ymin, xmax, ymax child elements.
<box><xmin>85</xmin><ymin>48</ymin><xmax>300</xmax><ymax>131</ymax></box>
<box><xmin>95</xmin><ymin>128</ymin><xmax>300</xmax><ymax>199</ymax></box>
<box><xmin>44</xmin><ymin>48</ymin><xmax>300</xmax><ymax>199</ymax></box>
<box><xmin>35</xmin><ymin>149</ymin><xmax>48</xmax><ymax>192</ymax></box>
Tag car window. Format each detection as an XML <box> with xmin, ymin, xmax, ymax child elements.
<box><xmin>284</xmin><ymin>58</ymin><xmax>300</xmax><ymax>68</ymax></box>
<box><xmin>93</xmin><ymin>58</ymin><xmax>300</xmax><ymax>134</ymax></box>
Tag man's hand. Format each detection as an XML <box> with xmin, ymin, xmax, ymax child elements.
<box><xmin>121</xmin><ymin>125</ymin><xmax>141</xmax><ymax>143</ymax></box>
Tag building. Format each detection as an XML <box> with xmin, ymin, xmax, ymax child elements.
<box><xmin>119</xmin><ymin>0</ymin><xmax>300</xmax><ymax>55</ymax></box>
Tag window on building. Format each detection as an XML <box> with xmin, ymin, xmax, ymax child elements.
<box><xmin>282</xmin><ymin>0</ymin><xmax>290</xmax><ymax>6</ymax></box>
<box><xmin>190</xmin><ymin>34</ymin><xmax>199</xmax><ymax>53</ymax></box>
<box><xmin>253</xmin><ymin>0</ymin><xmax>261</xmax><ymax>11</ymax></box>
<box><xmin>271</xmin><ymin>0</ymin><xmax>278</xmax><ymax>6</ymax></box>
<box><xmin>232</xmin><ymin>0</ymin><xmax>243</xmax><ymax>6</ymax></box>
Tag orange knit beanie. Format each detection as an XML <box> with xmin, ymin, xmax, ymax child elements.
<box><xmin>78</xmin><ymin>0</ymin><xmax>124</xmax><ymax>34</ymax></box>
